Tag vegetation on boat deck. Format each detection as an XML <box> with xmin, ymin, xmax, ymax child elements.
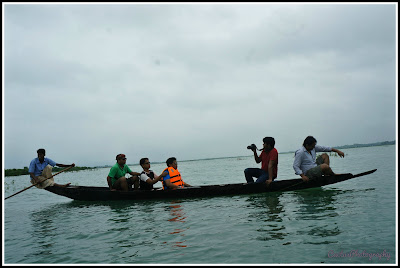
<box><xmin>4</xmin><ymin>166</ymin><xmax>96</xmax><ymax>177</ymax></box>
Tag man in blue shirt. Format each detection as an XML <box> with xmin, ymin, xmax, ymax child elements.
<box><xmin>29</xmin><ymin>148</ymin><xmax>75</xmax><ymax>188</ymax></box>
<box><xmin>293</xmin><ymin>136</ymin><xmax>345</xmax><ymax>182</ymax></box>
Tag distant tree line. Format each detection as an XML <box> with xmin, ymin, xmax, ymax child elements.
<box><xmin>335</xmin><ymin>140</ymin><xmax>395</xmax><ymax>149</ymax></box>
<box><xmin>4</xmin><ymin>166</ymin><xmax>96</xmax><ymax>177</ymax></box>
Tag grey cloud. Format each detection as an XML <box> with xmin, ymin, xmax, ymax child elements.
<box><xmin>3</xmin><ymin>3</ymin><xmax>397</xmax><ymax>169</ymax></box>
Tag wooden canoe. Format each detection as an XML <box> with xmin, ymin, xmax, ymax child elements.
<box><xmin>44</xmin><ymin>169</ymin><xmax>377</xmax><ymax>201</ymax></box>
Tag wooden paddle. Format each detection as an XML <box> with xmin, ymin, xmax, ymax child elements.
<box><xmin>5</xmin><ymin>165</ymin><xmax>74</xmax><ymax>200</ymax></box>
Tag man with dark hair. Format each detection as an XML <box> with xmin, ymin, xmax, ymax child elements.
<box><xmin>29</xmin><ymin>148</ymin><xmax>75</xmax><ymax>188</ymax></box>
<box><xmin>138</xmin><ymin>158</ymin><xmax>166</xmax><ymax>190</ymax></box>
<box><xmin>293</xmin><ymin>136</ymin><xmax>345</xmax><ymax>182</ymax></box>
<box><xmin>244</xmin><ymin>137</ymin><xmax>278</xmax><ymax>186</ymax></box>
<box><xmin>107</xmin><ymin>154</ymin><xmax>140</xmax><ymax>191</ymax></box>
<box><xmin>161</xmin><ymin>157</ymin><xmax>191</xmax><ymax>190</ymax></box>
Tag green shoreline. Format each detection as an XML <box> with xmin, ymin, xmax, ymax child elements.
<box><xmin>4</xmin><ymin>140</ymin><xmax>395</xmax><ymax>177</ymax></box>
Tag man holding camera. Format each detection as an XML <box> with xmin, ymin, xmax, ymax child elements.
<box><xmin>244</xmin><ymin>137</ymin><xmax>278</xmax><ymax>186</ymax></box>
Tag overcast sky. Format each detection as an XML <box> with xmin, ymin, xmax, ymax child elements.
<box><xmin>3</xmin><ymin>3</ymin><xmax>397</xmax><ymax>169</ymax></box>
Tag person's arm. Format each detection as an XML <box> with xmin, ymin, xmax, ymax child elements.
<box><xmin>129</xmin><ymin>171</ymin><xmax>141</xmax><ymax>177</ymax></box>
<box><xmin>107</xmin><ymin>176</ymin><xmax>114</xmax><ymax>190</ymax></box>
<box><xmin>266</xmin><ymin>149</ymin><xmax>278</xmax><ymax>186</ymax></box>
<box><xmin>162</xmin><ymin>170</ymin><xmax>182</xmax><ymax>189</ymax></box>
<box><xmin>183</xmin><ymin>181</ymin><xmax>191</xmax><ymax>187</ymax></box>
<box><xmin>125</xmin><ymin>164</ymin><xmax>140</xmax><ymax>177</ymax></box>
<box><xmin>146</xmin><ymin>178</ymin><xmax>157</xmax><ymax>185</ymax></box>
<box><xmin>331</xmin><ymin>148</ymin><xmax>345</xmax><ymax>158</ymax></box>
<box><xmin>293</xmin><ymin>151</ymin><xmax>309</xmax><ymax>182</ymax></box>
<box><xmin>107</xmin><ymin>166</ymin><xmax>118</xmax><ymax>190</ymax></box>
<box><xmin>299</xmin><ymin>173</ymin><xmax>309</xmax><ymax>182</ymax></box>
<box><xmin>29</xmin><ymin>172</ymin><xmax>40</xmax><ymax>183</ymax></box>
<box><xmin>28</xmin><ymin>160</ymin><xmax>38</xmax><ymax>182</ymax></box>
<box><xmin>147</xmin><ymin>171</ymin><xmax>168</xmax><ymax>185</ymax></box>
<box><xmin>145</xmin><ymin>174</ymin><xmax>160</xmax><ymax>185</ymax></box>
<box><xmin>164</xmin><ymin>179</ymin><xmax>180</xmax><ymax>189</ymax></box>
<box><xmin>266</xmin><ymin>160</ymin><xmax>276</xmax><ymax>186</ymax></box>
<box><xmin>253</xmin><ymin>149</ymin><xmax>262</xmax><ymax>163</ymax></box>
<box><xmin>315</xmin><ymin>145</ymin><xmax>344</xmax><ymax>158</ymax></box>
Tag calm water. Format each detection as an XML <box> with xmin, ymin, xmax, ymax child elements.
<box><xmin>3</xmin><ymin>145</ymin><xmax>397</xmax><ymax>264</ymax></box>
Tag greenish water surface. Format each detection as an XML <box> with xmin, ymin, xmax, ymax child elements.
<box><xmin>3</xmin><ymin>145</ymin><xmax>396</xmax><ymax>264</ymax></box>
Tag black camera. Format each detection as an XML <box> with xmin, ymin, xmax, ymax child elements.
<box><xmin>247</xmin><ymin>144</ymin><xmax>257</xmax><ymax>150</ymax></box>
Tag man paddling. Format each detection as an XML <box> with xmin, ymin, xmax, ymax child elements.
<box><xmin>29</xmin><ymin>148</ymin><xmax>74</xmax><ymax>188</ymax></box>
<box><xmin>293</xmin><ymin>136</ymin><xmax>345</xmax><ymax>182</ymax></box>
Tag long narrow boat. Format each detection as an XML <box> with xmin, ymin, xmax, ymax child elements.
<box><xmin>45</xmin><ymin>169</ymin><xmax>377</xmax><ymax>201</ymax></box>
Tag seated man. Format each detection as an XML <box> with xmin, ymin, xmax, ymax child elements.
<box><xmin>244</xmin><ymin>137</ymin><xmax>278</xmax><ymax>186</ymax></box>
<box><xmin>29</xmin><ymin>148</ymin><xmax>74</xmax><ymax>188</ymax></box>
<box><xmin>161</xmin><ymin>157</ymin><xmax>191</xmax><ymax>190</ymax></box>
<box><xmin>293</xmin><ymin>136</ymin><xmax>345</xmax><ymax>182</ymax></box>
<box><xmin>107</xmin><ymin>154</ymin><xmax>140</xmax><ymax>191</ymax></box>
<box><xmin>139</xmin><ymin>158</ymin><xmax>167</xmax><ymax>190</ymax></box>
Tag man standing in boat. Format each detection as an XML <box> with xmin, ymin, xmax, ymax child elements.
<box><xmin>29</xmin><ymin>148</ymin><xmax>75</xmax><ymax>188</ymax></box>
<box><xmin>244</xmin><ymin>137</ymin><xmax>278</xmax><ymax>186</ymax></box>
<box><xmin>161</xmin><ymin>157</ymin><xmax>191</xmax><ymax>190</ymax></box>
<box><xmin>107</xmin><ymin>154</ymin><xmax>141</xmax><ymax>191</ymax></box>
<box><xmin>293</xmin><ymin>136</ymin><xmax>345</xmax><ymax>182</ymax></box>
<box><xmin>139</xmin><ymin>158</ymin><xmax>167</xmax><ymax>190</ymax></box>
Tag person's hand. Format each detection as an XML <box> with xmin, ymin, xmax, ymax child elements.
<box><xmin>337</xmin><ymin>151</ymin><xmax>345</xmax><ymax>158</ymax></box>
<box><xmin>301</xmin><ymin>175</ymin><xmax>310</xmax><ymax>182</ymax></box>
<box><xmin>161</xmin><ymin>171</ymin><xmax>168</xmax><ymax>177</ymax></box>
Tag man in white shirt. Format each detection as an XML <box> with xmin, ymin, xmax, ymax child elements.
<box><xmin>293</xmin><ymin>136</ymin><xmax>345</xmax><ymax>182</ymax></box>
<box><xmin>139</xmin><ymin>158</ymin><xmax>166</xmax><ymax>190</ymax></box>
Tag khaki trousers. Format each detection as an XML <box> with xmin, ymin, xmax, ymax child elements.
<box><xmin>31</xmin><ymin>165</ymin><xmax>55</xmax><ymax>189</ymax></box>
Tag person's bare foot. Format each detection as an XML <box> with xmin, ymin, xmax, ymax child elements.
<box><xmin>55</xmin><ymin>183</ymin><xmax>71</xmax><ymax>188</ymax></box>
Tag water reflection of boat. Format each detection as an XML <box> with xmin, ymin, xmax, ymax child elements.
<box><xmin>167</xmin><ymin>201</ymin><xmax>187</xmax><ymax>223</ymax></box>
<box><xmin>165</xmin><ymin>201</ymin><xmax>188</xmax><ymax>248</ymax></box>
<box><xmin>245</xmin><ymin>189</ymin><xmax>344</xmax><ymax>245</ymax></box>
<box><xmin>245</xmin><ymin>192</ymin><xmax>287</xmax><ymax>242</ymax></box>
<box><xmin>44</xmin><ymin>169</ymin><xmax>377</xmax><ymax>201</ymax></box>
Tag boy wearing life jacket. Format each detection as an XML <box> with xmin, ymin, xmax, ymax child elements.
<box><xmin>161</xmin><ymin>157</ymin><xmax>191</xmax><ymax>190</ymax></box>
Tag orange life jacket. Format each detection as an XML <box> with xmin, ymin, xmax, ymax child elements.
<box><xmin>162</xmin><ymin>167</ymin><xmax>184</xmax><ymax>190</ymax></box>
